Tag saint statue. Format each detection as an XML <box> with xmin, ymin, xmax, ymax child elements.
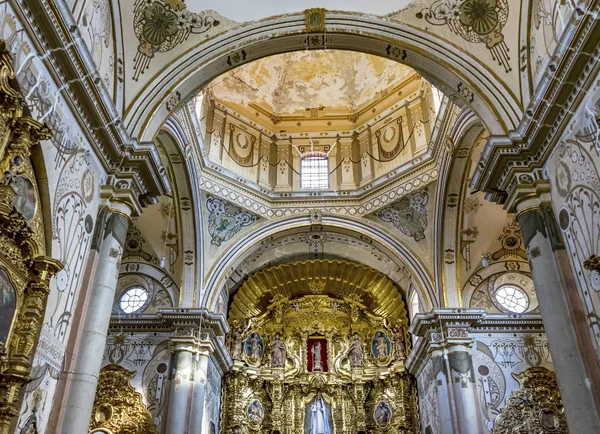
<box><xmin>393</xmin><ymin>327</ymin><xmax>406</xmax><ymax>361</ymax></box>
<box><xmin>348</xmin><ymin>333</ymin><xmax>364</xmax><ymax>368</ymax></box>
<box><xmin>306</xmin><ymin>396</ymin><xmax>332</xmax><ymax>434</ymax></box>
<box><xmin>270</xmin><ymin>333</ymin><xmax>286</xmax><ymax>368</ymax></box>
<box><xmin>376</xmin><ymin>332</ymin><xmax>388</xmax><ymax>359</ymax></box>
<box><xmin>312</xmin><ymin>341</ymin><xmax>323</xmax><ymax>371</ymax></box>
<box><xmin>249</xmin><ymin>333</ymin><xmax>262</xmax><ymax>358</ymax></box>
<box><xmin>229</xmin><ymin>326</ymin><xmax>243</xmax><ymax>361</ymax></box>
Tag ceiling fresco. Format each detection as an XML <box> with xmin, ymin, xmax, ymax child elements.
<box><xmin>209</xmin><ymin>50</ymin><xmax>415</xmax><ymax>117</ymax></box>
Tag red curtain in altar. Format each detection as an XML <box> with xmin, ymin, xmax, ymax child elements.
<box><xmin>307</xmin><ymin>338</ymin><xmax>328</xmax><ymax>372</ymax></box>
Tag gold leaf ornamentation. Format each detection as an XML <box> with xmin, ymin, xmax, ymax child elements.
<box><xmin>89</xmin><ymin>365</ymin><xmax>155</xmax><ymax>434</ymax></box>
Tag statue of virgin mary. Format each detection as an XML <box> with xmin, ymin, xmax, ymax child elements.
<box><xmin>305</xmin><ymin>395</ymin><xmax>332</xmax><ymax>434</ymax></box>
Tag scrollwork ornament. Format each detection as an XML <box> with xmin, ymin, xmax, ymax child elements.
<box><xmin>89</xmin><ymin>365</ymin><xmax>155</xmax><ymax>434</ymax></box>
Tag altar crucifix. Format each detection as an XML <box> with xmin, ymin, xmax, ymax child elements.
<box><xmin>307</xmin><ymin>338</ymin><xmax>328</xmax><ymax>372</ymax></box>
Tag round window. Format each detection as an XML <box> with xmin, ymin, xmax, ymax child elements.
<box><xmin>119</xmin><ymin>286</ymin><xmax>149</xmax><ymax>313</ymax></box>
<box><xmin>495</xmin><ymin>284</ymin><xmax>529</xmax><ymax>313</ymax></box>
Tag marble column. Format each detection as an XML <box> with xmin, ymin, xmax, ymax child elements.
<box><xmin>408</xmin><ymin>309</ymin><xmax>485</xmax><ymax>434</ymax></box>
<box><xmin>165</xmin><ymin>333</ymin><xmax>195</xmax><ymax>433</ymax></box>
<box><xmin>188</xmin><ymin>338</ymin><xmax>214</xmax><ymax>433</ymax></box>
<box><xmin>517</xmin><ymin>200</ymin><xmax>600</xmax><ymax>431</ymax></box>
<box><xmin>57</xmin><ymin>201</ymin><xmax>131</xmax><ymax>434</ymax></box>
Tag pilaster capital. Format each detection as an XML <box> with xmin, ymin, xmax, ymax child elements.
<box><xmin>100</xmin><ymin>183</ymin><xmax>142</xmax><ymax>218</ymax></box>
<box><xmin>506</xmin><ymin>179</ymin><xmax>552</xmax><ymax>215</ymax></box>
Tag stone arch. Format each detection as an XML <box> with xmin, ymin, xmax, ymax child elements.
<box><xmin>202</xmin><ymin>213</ymin><xmax>437</xmax><ymax>313</ymax></box>
<box><xmin>126</xmin><ymin>12</ymin><xmax>521</xmax><ymax>142</ymax></box>
<box><xmin>154</xmin><ymin>126</ymin><xmax>200</xmax><ymax>306</ymax></box>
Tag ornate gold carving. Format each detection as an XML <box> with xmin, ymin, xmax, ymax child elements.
<box><xmin>493</xmin><ymin>367</ymin><xmax>567</xmax><ymax>434</ymax></box>
<box><xmin>223</xmin><ymin>260</ymin><xmax>416</xmax><ymax>433</ymax></box>
<box><xmin>228</xmin><ymin>259</ymin><xmax>408</xmax><ymax>323</ymax></box>
<box><xmin>89</xmin><ymin>365</ymin><xmax>155</xmax><ymax>434</ymax></box>
<box><xmin>584</xmin><ymin>254</ymin><xmax>600</xmax><ymax>273</ymax></box>
<box><xmin>0</xmin><ymin>39</ymin><xmax>63</xmax><ymax>434</ymax></box>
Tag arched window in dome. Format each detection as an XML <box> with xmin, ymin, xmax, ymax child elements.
<box><xmin>300</xmin><ymin>151</ymin><xmax>329</xmax><ymax>190</ymax></box>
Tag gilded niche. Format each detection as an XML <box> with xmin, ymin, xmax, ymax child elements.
<box><xmin>222</xmin><ymin>259</ymin><xmax>418</xmax><ymax>434</ymax></box>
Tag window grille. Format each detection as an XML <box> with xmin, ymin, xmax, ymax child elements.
<box><xmin>300</xmin><ymin>151</ymin><xmax>329</xmax><ymax>189</ymax></box>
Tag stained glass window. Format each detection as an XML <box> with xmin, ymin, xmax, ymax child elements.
<box><xmin>300</xmin><ymin>152</ymin><xmax>329</xmax><ymax>189</ymax></box>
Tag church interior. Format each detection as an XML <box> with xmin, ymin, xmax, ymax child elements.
<box><xmin>0</xmin><ymin>1</ymin><xmax>598</xmax><ymax>433</ymax></box>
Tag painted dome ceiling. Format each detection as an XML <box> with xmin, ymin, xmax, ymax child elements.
<box><xmin>208</xmin><ymin>50</ymin><xmax>415</xmax><ymax>117</ymax></box>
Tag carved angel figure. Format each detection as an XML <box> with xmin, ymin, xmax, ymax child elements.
<box><xmin>393</xmin><ymin>327</ymin><xmax>407</xmax><ymax>361</ymax></box>
<box><xmin>348</xmin><ymin>333</ymin><xmax>364</xmax><ymax>368</ymax></box>
<box><xmin>229</xmin><ymin>326</ymin><xmax>243</xmax><ymax>360</ymax></box>
<box><xmin>270</xmin><ymin>333</ymin><xmax>286</xmax><ymax>368</ymax></box>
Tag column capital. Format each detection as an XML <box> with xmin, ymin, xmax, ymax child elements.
<box><xmin>505</xmin><ymin>179</ymin><xmax>551</xmax><ymax>215</ymax></box>
<box><xmin>100</xmin><ymin>183</ymin><xmax>143</xmax><ymax>218</ymax></box>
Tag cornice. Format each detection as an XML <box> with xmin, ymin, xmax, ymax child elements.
<box><xmin>15</xmin><ymin>0</ymin><xmax>171</xmax><ymax>199</ymax></box>
<box><xmin>406</xmin><ymin>309</ymin><xmax>546</xmax><ymax>375</ymax></box>
<box><xmin>471</xmin><ymin>1</ymin><xmax>600</xmax><ymax>210</ymax></box>
<box><xmin>108</xmin><ymin>308</ymin><xmax>229</xmax><ymax>336</ymax></box>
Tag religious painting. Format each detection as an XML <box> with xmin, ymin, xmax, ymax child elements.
<box><xmin>304</xmin><ymin>395</ymin><xmax>333</xmax><ymax>434</ymax></box>
<box><xmin>10</xmin><ymin>175</ymin><xmax>36</xmax><ymax>221</ymax></box>
<box><xmin>247</xmin><ymin>399</ymin><xmax>264</xmax><ymax>425</ymax></box>
<box><xmin>374</xmin><ymin>401</ymin><xmax>392</xmax><ymax>426</ymax></box>
<box><xmin>0</xmin><ymin>268</ymin><xmax>17</xmax><ymax>345</ymax></box>
<box><xmin>307</xmin><ymin>337</ymin><xmax>328</xmax><ymax>372</ymax></box>
<box><xmin>244</xmin><ymin>332</ymin><xmax>264</xmax><ymax>362</ymax></box>
<box><xmin>539</xmin><ymin>409</ymin><xmax>560</xmax><ymax>431</ymax></box>
<box><xmin>372</xmin><ymin>331</ymin><xmax>391</xmax><ymax>361</ymax></box>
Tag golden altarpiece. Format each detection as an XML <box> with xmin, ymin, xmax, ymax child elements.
<box><xmin>222</xmin><ymin>260</ymin><xmax>418</xmax><ymax>434</ymax></box>
<box><xmin>0</xmin><ymin>42</ymin><xmax>63</xmax><ymax>433</ymax></box>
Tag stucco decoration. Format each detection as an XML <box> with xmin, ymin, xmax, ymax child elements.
<box><xmin>79</xmin><ymin>0</ymin><xmax>116</xmax><ymax>99</ymax></box>
<box><xmin>376</xmin><ymin>189</ymin><xmax>428</xmax><ymax>242</ymax></box>
<box><xmin>132</xmin><ymin>0</ymin><xmax>232</xmax><ymax>81</ymax></box>
<box><xmin>414</xmin><ymin>0</ymin><xmax>511</xmax><ymax>73</ymax></box>
<box><xmin>206</xmin><ymin>195</ymin><xmax>258</xmax><ymax>246</ymax></box>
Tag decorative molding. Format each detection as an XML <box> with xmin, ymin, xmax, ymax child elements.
<box><xmin>471</xmin><ymin>2</ymin><xmax>600</xmax><ymax>210</ymax></box>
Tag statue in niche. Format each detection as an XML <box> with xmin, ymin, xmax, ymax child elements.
<box><xmin>393</xmin><ymin>327</ymin><xmax>407</xmax><ymax>361</ymax></box>
<box><xmin>305</xmin><ymin>395</ymin><xmax>332</xmax><ymax>434</ymax></box>
<box><xmin>270</xmin><ymin>333</ymin><xmax>286</xmax><ymax>368</ymax></box>
<box><xmin>1</xmin><ymin>155</ymin><xmax>37</xmax><ymax>221</ymax></box>
<box><xmin>373</xmin><ymin>331</ymin><xmax>391</xmax><ymax>360</ymax></box>
<box><xmin>312</xmin><ymin>341</ymin><xmax>323</xmax><ymax>371</ymax></box>
<box><xmin>374</xmin><ymin>402</ymin><xmax>392</xmax><ymax>426</ymax></box>
<box><xmin>307</xmin><ymin>338</ymin><xmax>328</xmax><ymax>372</ymax></box>
<box><xmin>348</xmin><ymin>333</ymin><xmax>364</xmax><ymax>368</ymax></box>
<box><xmin>245</xmin><ymin>332</ymin><xmax>263</xmax><ymax>360</ymax></box>
<box><xmin>229</xmin><ymin>326</ymin><xmax>243</xmax><ymax>361</ymax></box>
